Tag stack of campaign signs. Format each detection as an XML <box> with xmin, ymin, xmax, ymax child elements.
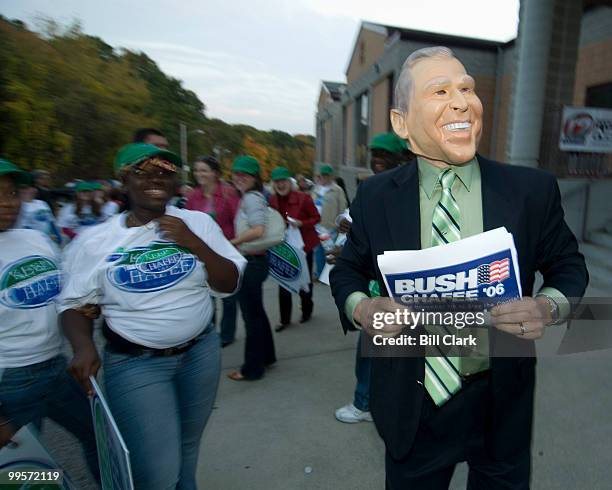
<box><xmin>377</xmin><ymin>227</ymin><xmax>522</xmax><ymax>311</ymax></box>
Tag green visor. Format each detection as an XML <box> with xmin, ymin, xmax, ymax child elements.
<box><xmin>114</xmin><ymin>143</ymin><xmax>182</xmax><ymax>174</ymax></box>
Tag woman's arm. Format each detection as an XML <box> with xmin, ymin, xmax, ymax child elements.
<box><xmin>157</xmin><ymin>215</ymin><xmax>240</xmax><ymax>293</ymax></box>
<box><xmin>231</xmin><ymin>191</ymin><xmax>267</xmax><ymax>245</ymax></box>
<box><xmin>231</xmin><ymin>224</ymin><xmax>265</xmax><ymax>246</ymax></box>
<box><xmin>61</xmin><ymin>309</ymin><xmax>100</xmax><ymax>396</ymax></box>
<box><xmin>297</xmin><ymin>194</ymin><xmax>321</xmax><ymax>227</ymax></box>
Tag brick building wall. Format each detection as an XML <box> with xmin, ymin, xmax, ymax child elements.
<box><xmin>574</xmin><ymin>40</ymin><xmax>612</xmax><ymax>105</ymax></box>
<box><xmin>371</xmin><ymin>77</ymin><xmax>390</xmax><ymax>135</ymax></box>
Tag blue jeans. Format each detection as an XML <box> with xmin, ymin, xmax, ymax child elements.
<box><xmin>219</xmin><ymin>294</ymin><xmax>238</xmax><ymax>344</ymax></box>
<box><xmin>103</xmin><ymin>325</ymin><xmax>221</xmax><ymax>490</ymax></box>
<box><xmin>0</xmin><ymin>355</ymin><xmax>100</xmax><ymax>481</ymax></box>
<box><xmin>314</xmin><ymin>244</ymin><xmax>326</xmax><ymax>278</ymax></box>
<box><xmin>239</xmin><ymin>255</ymin><xmax>276</xmax><ymax>379</ymax></box>
<box><xmin>354</xmin><ymin>333</ymin><xmax>371</xmax><ymax>412</ymax></box>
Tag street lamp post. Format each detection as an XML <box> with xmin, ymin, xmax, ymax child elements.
<box><xmin>178</xmin><ymin>122</ymin><xmax>205</xmax><ymax>183</ymax></box>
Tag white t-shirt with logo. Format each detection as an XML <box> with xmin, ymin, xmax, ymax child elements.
<box><xmin>0</xmin><ymin>229</ymin><xmax>63</xmax><ymax>368</ymax></box>
<box><xmin>102</xmin><ymin>201</ymin><xmax>120</xmax><ymax>220</ymax></box>
<box><xmin>58</xmin><ymin>206</ymin><xmax>247</xmax><ymax>349</ymax></box>
<box><xmin>16</xmin><ymin>199</ymin><xmax>62</xmax><ymax>244</ymax></box>
<box><xmin>57</xmin><ymin>203</ymin><xmax>102</xmax><ymax>235</ymax></box>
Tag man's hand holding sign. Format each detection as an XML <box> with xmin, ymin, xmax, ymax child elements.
<box><xmin>353</xmin><ymin>297</ymin><xmax>407</xmax><ymax>338</ymax></box>
<box><xmin>491</xmin><ymin>296</ymin><xmax>554</xmax><ymax>340</ymax></box>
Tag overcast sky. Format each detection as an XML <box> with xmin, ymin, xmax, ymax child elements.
<box><xmin>1</xmin><ymin>0</ymin><xmax>519</xmax><ymax>135</ymax></box>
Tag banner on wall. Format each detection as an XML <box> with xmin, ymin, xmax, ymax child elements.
<box><xmin>559</xmin><ymin>106</ymin><xmax>612</xmax><ymax>153</ymax></box>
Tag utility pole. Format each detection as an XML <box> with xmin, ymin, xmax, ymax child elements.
<box><xmin>179</xmin><ymin>122</ymin><xmax>188</xmax><ymax>183</ymax></box>
<box><xmin>179</xmin><ymin>123</ymin><xmax>206</xmax><ymax>183</ymax></box>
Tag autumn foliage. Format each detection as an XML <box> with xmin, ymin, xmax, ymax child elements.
<box><xmin>0</xmin><ymin>17</ymin><xmax>315</xmax><ymax>184</ymax></box>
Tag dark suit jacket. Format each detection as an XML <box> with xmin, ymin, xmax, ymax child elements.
<box><xmin>330</xmin><ymin>156</ymin><xmax>588</xmax><ymax>461</ymax></box>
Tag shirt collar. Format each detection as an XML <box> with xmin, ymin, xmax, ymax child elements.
<box><xmin>417</xmin><ymin>156</ymin><xmax>477</xmax><ymax>199</ymax></box>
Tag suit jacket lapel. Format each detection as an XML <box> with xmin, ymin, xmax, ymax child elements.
<box><xmin>384</xmin><ymin>162</ymin><xmax>421</xmax><ymax>251</ymax></box>
<box><xmin>479</xmin><ymin>157</ymin><xmax>519</xmax><ymax>236</ymax></box>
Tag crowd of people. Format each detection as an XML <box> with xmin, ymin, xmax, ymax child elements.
<box><xmin>0</xmin><ymin>124</ymin><xmax>410</xmax><ymax>488</ymax></box>
<box><xmin>2</xmin><ymin>45</ymin><xmax>588</xmax><ymax>490</ymax></box>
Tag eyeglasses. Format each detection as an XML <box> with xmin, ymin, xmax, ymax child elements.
<box><xmin>130</xmin><ymin>167</ymin><xmax>176</xmax><ymax>179</ymax></box>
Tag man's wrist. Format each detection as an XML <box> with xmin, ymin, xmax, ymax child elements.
<box><xmin>537</xmin><ymin>287</ymin><xmax>569</xmax><ymax>324</ymax></box>
<box><xmin>536</xmin><ymin>295</ymin><xmax>560</xmax><ymax>325</ymax></box>
<box><xmin>353</xmin><ymin>299</ymin><xmax>366</xmax><ymax>326</ymax></box>
<box><xmin>345</xmin><ymin>292</ymin><xmax>368</xmax><ymax>329</ymax></box>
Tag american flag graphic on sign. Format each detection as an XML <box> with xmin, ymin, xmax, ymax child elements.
<box><xmin>477</xmin><ymin>258</ymin><xmax>510</xmax><ymax>284</ymax></box>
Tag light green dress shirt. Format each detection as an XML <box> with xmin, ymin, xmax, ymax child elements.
<box><xmin>345</xmin><ymin>157</ymin><xmax>569</xmax><ymax>373</ymax></box>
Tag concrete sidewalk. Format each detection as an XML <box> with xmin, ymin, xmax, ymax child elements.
<box><xmin>197</xmin><ymin>281</ymin><xmax>384</xmax><ymax>489</ymax></box>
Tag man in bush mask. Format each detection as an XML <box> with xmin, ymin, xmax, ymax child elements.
<box><xmin>330</xmin><ymin>47</ymin><xmax>588</xmax><ymax>489</ymax></box>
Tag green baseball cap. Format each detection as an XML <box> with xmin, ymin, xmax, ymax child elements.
<box><xmin>74</xmin><ymin>181</ymin><xmax>92</xmax><ymax>192</ymax></box>
<box><xmin>114</xmin><ymin>143</ymin><xmax>182</xmax><ymax>174</ymax></box>
<box><xmin>271</xmin><ymin>166</ymin><xmax>291</xmax><ymax>181</ymax></box>
<box><xmin>319</xmin><ymin>164</ymin><xmax>334</xmax><ymax>176</ymax></box>
<box><xmin>369</xmin><ymin>132</ymin><xmax>408</xmax><ymax>154</ymax></box>
<box><xmin>0</xmin><ymin>158</ymin><xmax>32</xmax><ymax>185</ymax></box>
<box><xmin>74</xmin><ymin>181</ymin><xmax>104</xmax><ymax>192</ymax></box>
<box><xmin>232</xmin><ymin>155</ymin><xmax>260</xmax><ymax>176</ymax></box>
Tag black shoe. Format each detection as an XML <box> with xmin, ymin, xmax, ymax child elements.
<box><xmin>299</xmin><ymin>315</ymin><xmax>311</xmax><ymax>324</ymax></box>
<box><xmin>221</xmin><ymin>340</ymin><xmax>234</xmax><ymax>348</ymax></box>
<box><xmin>275</xmin><ymin>323</ymin><xmax>290</xmax><ymax>332</ymax></box>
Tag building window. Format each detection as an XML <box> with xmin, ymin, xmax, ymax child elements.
<box><xmin>355</xmin><ymin>92</ymin><xmax>369</xmax><ymax>166</ymax></box>
<box><xmin>586</xmin><ymin>82</ymin><xmax>612</xmax><ymax>109</ymax></box>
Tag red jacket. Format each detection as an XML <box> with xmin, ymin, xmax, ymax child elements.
<box><xmin>185</xmin><ymin>182</ymin><xmax>240</xmax><ymax>240</ymax></box>
<box><xmin>269</xmin><ymin>190</ymin><xmax>320</xmax><ymax>253</ymax></box>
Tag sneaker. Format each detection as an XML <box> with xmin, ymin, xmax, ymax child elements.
<box><xmin>334</xmin><ymin>403</ymin><xmax>373</xmax><ymax>423</ymax></box>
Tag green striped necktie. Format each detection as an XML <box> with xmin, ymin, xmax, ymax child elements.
<box><xmin>425</xmin><ymin>168</ymin><xmax>463</xmax><ymax>406</ymax></box>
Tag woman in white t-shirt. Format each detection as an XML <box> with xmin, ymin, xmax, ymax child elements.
<box><xmin>57</xmin><ymin>181</ymin><xmax>103</xmax><ymax>240</ymax></box>
<box><xmin>0</xmin><ymin>159</ymin><xmax>99</xmax><ymax>481</ymax></box>
<box><xmin>16</xmin><ymin>180</ymin><xmax>62</xmax><ymax>244</ymax></box>
<box><xmin>59</xmin><ymin>143</ymin><xmax>246</xmax><ymax>490</ymax></box>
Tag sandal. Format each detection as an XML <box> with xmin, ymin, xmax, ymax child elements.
<box><xmin>227</xmin><ymin>371</ymin><xmax>246</xmax><ymax>381</ymax></box>
<box><xmin>228</xmin><ymin>371</ymin><xmax>262</xmax><ymax>381</ymax></box>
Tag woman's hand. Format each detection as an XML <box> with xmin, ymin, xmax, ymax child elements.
<box><xmin>157</xmin><ymin>215</ymin><xmax>199</xmax><ymax>249</ymax></box>
<box><xmin>287</xmin><ymin>217</ymin><xmax>302</xmax><ymax>228</ymax></box>
<box><xmin>232</xmin><ymin>225</ymin><xmax>265</xmax><ymax>246</ymax></box>
<box><xmin>338</xmin><ymin>218</ymin><xmax>352</xmax><ymax>234</ymax></box>
<box><xmin>0</xmin><ymin>418</ymin><xmax>15</xmax><ymax>449</ymax></box>
<box><xmin>326</xmin><ymin>246</ymin><xmax>342</xmax><ymax>265</ymax></box>
<box><xmin>68</xmin><ymin>344</ymin><xmax>101</xmax><ymax>397</ymax></box>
